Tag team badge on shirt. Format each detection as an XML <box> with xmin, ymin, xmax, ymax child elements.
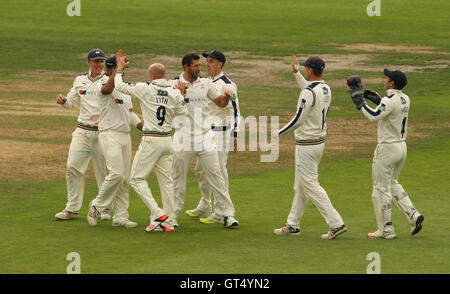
<box><xmin>300</xmin><ymin>99</ymin><xmax>306</xmax><ymax>109</ymax></box>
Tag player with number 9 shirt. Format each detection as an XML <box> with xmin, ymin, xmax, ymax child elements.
<box><xmin>113</xmin><ymin>50</ymin><xmax>188</xmax><ymax>232</ymax></box>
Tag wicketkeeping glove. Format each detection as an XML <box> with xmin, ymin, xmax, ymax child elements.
<box><xmin>350</xmin><ymin>92</ymin><xmax>366</xmax><ymax>110</ymax></box>
<box><xmin>363</xmin><ymin>89</ymin><xmax>382</xmax><ymax>105</ymax></box>
<box><xmin>347</xmin><ymin>76</ymin><xmax>365</xmax><ymax>110</ymax></box>
<box><xmin>347</xmin><ymin>75</ymin><xmax>362</xmax><ymax>91</ymax></box>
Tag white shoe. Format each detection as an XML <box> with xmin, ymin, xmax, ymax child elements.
<box><xmin>149</xmin><ymin>223</ymin><xmax>175</xmax><ymax>232</ymax></box>
<box><xmin>101</xmin><ymin>210</ymin><xmax>112</xmax><ymax>221</ymax></box>
<box><xmin>410</xmin><ymin>211</ymin><xmax>424</xmax><ymax>235</ymax></box>
<box><xmin>86</xmin><ymin>201</ymin><xmax>100</xmax><ymax>226</ymax></box>
<box><xmin>145</xmin><ymin>214</ymin><xmax>169</xmax><ymax>231</ymax></box>
<box><xmin>112</xmin><ymin>220</ymin><xmax>138</xmax><ymax>228</ymax></box>
<box><xmin>274</xmin><ymin>225</ymin><xmax>300</xmax><ymax>235</ymax></box>
<box><xmin>321</xmin><ymin>224</ymin><xmax>347</xmax><ymax>239</ymax></box>
<box><xmin>367</xmin><ymin>230</ymin><xmax>383</xmax><ymax>238</ymax></box>
<box><xmin>223</xmin><ymin>216</ymin><xmax>239</xmax><ymax>228</ymax></box>
<box><xmin>368</xmin><ymin>228</ymin><xmax>396</xmax><ymax>239</ymax></box>
<box><xmin>55</xmin><ymin>210</ymin><xmax>79</xmax><ymax>220</ymax></box>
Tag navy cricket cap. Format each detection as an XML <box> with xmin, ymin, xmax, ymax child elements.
<box><xmin>105</xmin><ymin>56</ymin><xmax>117</xmax><ymax>68</ymax></box>
<box><xmin>88</xmin><ymin>48</ymin><xmax>106</xmax><ymax>61</ymax></box>
<box><xmin>384</xmin><ymin>68</ymin><xmax>407</xmax><ymax>90</ymax></box>
<box><xmin>202</xmin><ymin>50</ymin><xmax>226</xmax><ymax>64</ymax></box>
<box><xmin>300</xmin><ymin>56</ymin><xmax>325</xmax><ymax>70</ymax></box>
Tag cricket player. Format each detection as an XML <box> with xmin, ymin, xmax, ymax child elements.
<box><xmin>86</xmin><ymin>51</ymin><xmax>140</xmax><ymax>228</ymax></box>
<box><xmin>184</xmin><ymin>50</ymin><xmax>241</xmax><ymax>225</ymax></box>
<box><xmin>347</xmin><ymin>69</ymin><xmax>424</xmax><ymax>239</ymax></box>
<box><xmin>113</xmin><ymin>52</ymin><xmax>188</xmax><ymax>232</ymax></box>
<box><xmin>169</xmin><ymin>53</ymin><xmax>239</xmax><ymax>228</ymax></box>
<box><xmin>273</xmin><ymin>56</ymin><xmax>347</xmax><ymax>239</ymax></box>
<box><xmin>97</xmin><ymin>56</ymin><xmax>143</xmax><ymax>223</ymax></box>
<box><xmin>54</xmin><ymin>48</ymin><xmax>110</xmax><ymax>221</ymax></box>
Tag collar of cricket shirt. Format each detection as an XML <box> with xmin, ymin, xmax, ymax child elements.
<box><xmin>386</xmin><ymin>88</ymin><xmax>402</xmax><ymax>96</ymax></box>
<box><xmin>152</xmin><ymin>79</ymin><xmax>170</xmax><ymax>87</ymax></box>
<box><xmin>88</xmin><ymin>70</ymin><xmax>105</xmax><ymax>83</ymax></box>
<box><xmin>307</xmin><ymin>80</ymin><xmax>324</xmax><ymax>85</ymax></box>
<box><xmin>180</xmin><ymin>72</ymin><xmax>201</xmax><ymax>85</ymax></box>
<box><xmin>211</xmin><ymin>72</ymin><xmax>224</xmax><ymax>81</ymax></box>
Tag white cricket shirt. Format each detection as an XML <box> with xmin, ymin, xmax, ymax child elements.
<box><xmin>207</xmin><ymin>72</ymin><xmax>241</xmax><ymax>135</ymax></box>
<box><xmin>279</xmin><ymin>80</ymin><xmax>331</xmax><ymax>144</ymax></box>
<box><xmin>114</xmin><ymin>73</ymin><xmax>187</xmax><ymax>134</ymax></box>
<box><xmin>168</xmin><ymin>73</ymin><xmax>221</xmax><ymax>139</ymax></box>
<box><xmin>62</xmin><ymin>70</ymin><xmax>106</xmax><ymax>126</ymax></box>
<box><xmin>98</xmin><ymin>74</ymin><xmax>133</xmax><ymax>132</ymax></box>
<box><xmin>361</xmin><ymin>88</ymin><xmax>410</xmax><ymax>144</ymax></box>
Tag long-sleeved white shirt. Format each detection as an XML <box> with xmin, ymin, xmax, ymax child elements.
<box><xmin>206</xmin><ymin>72</ymin><xmax>241</xmax><ymax>136</ymax></box>
<box><xmin>294</xmin><ymin>71</ymin><xmax>308</xmax><ymax>90</ymax></box>
<box><xmin>98</xmin><ymin>75</ymin><xmax>133</xmax><ymax>132</ymax></box>
<box><xmin>168</xmin><ymin>73</ymin><xmax>222</xmax><ymax>139</ymax></box>
<box><xmin>279</xmin><ymin>80</ymin><xmax>331</xmax><ymax>143</ymax></box>
<box><xmin>114</xmin><ymin>73</ymin><xmax>187</xmax><ymax>133</ymax></box>
<box><xmin>361</xmin><ymin>88</ymin><xmax>410</xmax><ymax>144</ymax></box>
<box><xmin>62</xmin><ymin>70</ymin><xmax>106</xmax><ymax>126</ymax></box>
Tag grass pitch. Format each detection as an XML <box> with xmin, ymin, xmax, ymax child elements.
<box><xmin>0</xmin><ymin>0</ymin><xmax>449</xmax><ymax>274</ymax></box>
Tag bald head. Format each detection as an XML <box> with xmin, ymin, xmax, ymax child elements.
<box><xmin>149</xmin><ymin>63</ymin><xmax>166</xmax><ymax>81</ymax></box>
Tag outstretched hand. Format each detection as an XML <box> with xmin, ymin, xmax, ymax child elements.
<box><xmin>292</xmin><ymin>55</ymin><xmax>300</xmax><ymax>73</ymax></box>
<box><xmin>116</xmin><ymin>49</ymin><xmax>129</xmax><ymax>71</ymax></box>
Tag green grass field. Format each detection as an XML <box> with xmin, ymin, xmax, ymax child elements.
<box><xmin>0</xmin><ymin>0</ymin><xmax>449</xmax><ymax>274</ymax></box>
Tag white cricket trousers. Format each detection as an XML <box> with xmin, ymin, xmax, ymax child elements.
<box><xmin>172</xmin><ymin>149</ymin><xmax>235</xmax><ymax>221</ymax></box>
<box><xmin>65</xmin><ymin>127</ymin><xmax>107</xmax><ymax>213</ymax></box>
<box><xmin>130</xmin><ymin>136</ymin><xmax>175</xmax><ymax>224</ymax></box>
<box><xmin>92</xmin><ymin>130</ymin><xmax>132</xmax><ymax>223</ymax></box>
<box><xmin>371</xmin><ymin>141</ymin><xmax>417</xmax><ymax>231</ymax></box>
<box><xmin>287</xmin><ymin>143</ymin><xmax>344</xmax><ymax>230</ymax></box>
<box><xmin>194</xmin><ymin>129</ymin><xmax>231</xmax><ymax>216</ymax></box>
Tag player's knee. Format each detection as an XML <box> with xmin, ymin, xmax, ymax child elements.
<box><xmin>301</xmin><ymin>177</ymin><xmax>318</xmax><ymax>190</ymax></box>
<box><xmin>66</xmin><ymin>165</ymin><xmax>83</xmax><ymax>176</ymax></box>
<box><xmin>108</xmin><ymin>172</ymin><xmax>125</xmax><ymax>184</ymax></box>
<box><xmin>129</xmin><ymin>176</ymin><xmax>143</xmax><ymax>188</ymax></box>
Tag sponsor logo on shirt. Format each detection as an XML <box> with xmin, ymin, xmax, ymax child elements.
<box><xmin>79</xmin><ymin>89</ymin><xmax>97</xmax><ymax>95</ymax></box>
<box><xmin>188</xmin><ymin>97</ymin><xmax>207</xmax><ymax>103</ymax></box>
<box><xmin>115</xmin><ymin>99</ymin><xmax>123</xmax><ymax>104</ymax></box>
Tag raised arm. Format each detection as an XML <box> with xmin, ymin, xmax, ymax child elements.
<box><xmin>292</xmin><ymin>55</ymin><xmax>308</xmax><ymax>89</ymax></box>
<box><xmin>101</xmin><ymin>69</ymin><xmax>116</xmax><ymax>95</ymax></box>
<box><xmin>114</xmin><ymin>50</ymin><xmax>146</xmax><ymax>99</ymax></box>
